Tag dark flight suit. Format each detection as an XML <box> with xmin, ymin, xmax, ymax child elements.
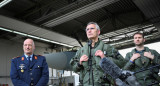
<box><xmin>124</xmin><ymin>47</ymin><xmax>160</xmax><ymax>86</ymax></box>
<box><xmin>10</xmin><ymin>55</ymin><xmax>49</xmax><ymax>86</ymax></box>
<box><xmin>70</xmin><ymin>40</ymin><xmax>125</xmax><ymax>86</ymax></box>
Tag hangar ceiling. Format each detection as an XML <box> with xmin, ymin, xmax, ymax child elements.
<box><xmin>0</xmin><ymin>0</ymin><xmax>160</xmax><ymax>49</ymax></box>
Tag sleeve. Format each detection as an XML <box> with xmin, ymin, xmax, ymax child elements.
<box><xmin>70</xmin><ymin>49</ymin><xmax>84</xmax><ymax>72</ymax></box>
<box><xmin>106</xmin><ymin>45</ymin><xmax>126</xmax><ymax>68</ymax></box>
<box><xmin>152</xmin><ymin>50</ymin><xmax>160</xmax><ymax>64</ymax></box>
<box><xmin>36</xmin><ymin>57</ymin><xmax>49</xmax><ymax>86</ymax></box>
<box><xmin>123</xmin><ymin>53</ymin><xmax>135</xmax><ymax>70</ymax></box>
<box><xmin>10</xmin><ymin>59</ymin><xmax>29</xmax><ymax>86</ymax></box>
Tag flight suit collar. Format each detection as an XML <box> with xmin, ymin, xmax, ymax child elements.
<box><xmin>131</xmin><ymin>47</ymin><xmax>150</xmax><ymax>53</ymax></box>
<box><xmin>93</xmin><ymin>39</ymin><xmax>100</xmax><ymax>48</ymax></box>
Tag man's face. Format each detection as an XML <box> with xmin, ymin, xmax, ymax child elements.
<box><xmin>86</xmin><ymin>24</ymin><xmax>100</xmax><ymax>40</ymax></box>
<box><xmin>23</xmin><ymin>39</ymin><xmax>35</xmax><ymax>55</ymax></box>
<box><xmin>134</xmin><ymin>34</ymin><xmax>145</xmax><ymax>46</ymax></box>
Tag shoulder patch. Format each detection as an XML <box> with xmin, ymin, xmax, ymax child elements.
<box><xmin>12</xmin><ymin>56</ymin><xmax>20</xmax><ymax>59</ymax></box>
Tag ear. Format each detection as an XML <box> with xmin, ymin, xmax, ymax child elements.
<box><xmin>33</xmin><ymin>45</ymin><xmax>35</xmax><ymax>50</ymax></box>
<box><xmin>98</xmin><ymin>30</ymin><xmax>100</xmax><ymax>35</ymax></box>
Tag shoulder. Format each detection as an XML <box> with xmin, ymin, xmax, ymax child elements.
<box><xmin>12</xmin><ymin>56</ymin><xmax>21</xmax><ymax>59</ymax></box>
<box><xmin>126</xmin><ymin>52</ymin><xmax>131</xmax><ymax>56</ymax></box>
<box><xmin>11</xmin><ymin>56</ymin><xmax>21</xmax><ymax>62</ymax></box>
<box><xmin>35</xmin><ymin>55</ymin><xmax>45</xmax><ymax>59</ymax></box>
<box><xmin>103</xmin><ymin>44</ymin><xmax>113</xmax><ymax>49</ymax></box>
<box><xmin>145</xmin><ymin>47</ymin><xmax>158</xmax><ymax>53</ymax></box>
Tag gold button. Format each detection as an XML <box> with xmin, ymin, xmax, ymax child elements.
<box><xmin>30</xmin><ymin>69</ymin><xmax>32</xmax><ymax>70</ymax></box>
<box><xmin>30</xmin><ymin>73</ymin><xmax>32</xmax><ymax>75</ymax></box>
<box><xmin>31</xmin><ymin>78</ymin><xmax>33</xmax><ymax>80</ymax></box>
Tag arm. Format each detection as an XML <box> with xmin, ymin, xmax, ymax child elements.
<box><xmin>123</xmin><ymin>53</ymin><xmax>135</xmax><ymax>70</ymax></box>
<box><xmin>149</xmin><ymin>50</ymin><xmax>160</xmax><ymax>64</ymax></box>
<box><xmin>36</xmin><ymin>57</ymin><xmax>49</xmax><ymax>86</ymax></box>
<box><xmin>70</xmin><ymin>49</ymin><xmax>84</xmax><ymax>72</ymax></box>
<box><xmin>10</xmin><ymin>59</ymin><xmax>29</xmax><ymax>86</ymax></box>
<box><xmin>95</xmin><ymin>45</ymin><xmax>125</xmax><ymax>68</ymax></box>
<box><xmin>107</xmin><ymin>45</ymin><xmax>126</xmax><ymax>68</ymax></box>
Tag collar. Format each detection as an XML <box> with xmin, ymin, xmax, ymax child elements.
<box><xmin>135</xmin><ymin>49</ymin><xmax>145</xmax><ymax>53</ymax></box>
<box><xmin>132</xmin><ymin>47</ymin><xmax>150</xmax><ymax>53</ymax></box>
<box><xmin>93</xmin><ymin>39</ymin><xmax>100</xmax><ymax>48</ymax></box>
<box><xmin>24</xmin><ymin>54</ymin><xmax>33</xmax><ymax>60</ymax></box>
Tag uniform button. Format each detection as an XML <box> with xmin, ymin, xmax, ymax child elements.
<box><xmin>30</xmin><ymin>68</ymin><xmax>32</xmax><ymax>70</ymax></box>
<box><xmin>31</xmin><ymin>78</ymin><xmax>34</xmax><ymax>80</ymax></box>
<box><xmin>31</xmin><ymin>83</ymin><xmax>33</xmax><ymax>86</ymax></box>
<box><xmin>30</xmin><ymin>73</ymin><xmax>32</xmax><ymax>75</ymax></box>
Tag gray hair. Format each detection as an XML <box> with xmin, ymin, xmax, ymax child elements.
<box><xmin>86</xmin><ymin>22</ymin><xmax>100</xmax><ymax>31</ymax></box>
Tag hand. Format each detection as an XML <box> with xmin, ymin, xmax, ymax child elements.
<box><xmin>144</xmin><ymin>52</ymin><xmax>154</xmax><ymax>60</ymax></box>
<box><xmin>130</xmin><ymin>53</ymin><xmax>141</xmax><ymax>61</ymax></box>
<box><xmin>79</xmin><ymin>55</ymin><xmax>88</xmax><ymax>65</ymax></box>
<box><xmin>95</xmin><ymin>50</ymin><xmax>105</xmax><ymax>59</ymax></box>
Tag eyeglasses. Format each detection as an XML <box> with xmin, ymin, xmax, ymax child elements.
<box><xmin>86</xmin><ymin>28</ymin><xmax>95</xmax><ymax>31</ymax></box>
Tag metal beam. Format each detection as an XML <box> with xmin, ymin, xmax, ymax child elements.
<box><xmin>42</xmin><ymin>0</ymin><xmax>120</xmax><ymax>27</ymax></box>
<box><xmin>0</xmin><ymin>15</ymin><xmax>80</xmax><ymax>47</ymax></box>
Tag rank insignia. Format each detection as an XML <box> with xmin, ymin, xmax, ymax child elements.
<box><xmin>19</xmin><ymin>64</ymin><xmax>25</xmax><ymax>70</ymax></box>
<box><xmin>21</xmin><ymin>57</ymin><xmax>24</xmax><ymax>61</ymax></box>
<box><xmin>34</xmin><ymin>56</ymin><xmax>37</xmax><ymax>60</ymax></box>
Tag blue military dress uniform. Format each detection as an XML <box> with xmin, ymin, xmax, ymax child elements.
<box><xmin>10</xmin><ymin>54</ymin><xmax>49</xmax><ymax>86</ymax></box>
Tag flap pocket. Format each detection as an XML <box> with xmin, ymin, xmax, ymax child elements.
<box><xmin>35</xmin><ymin>64</ymin><xmax>43</xmax><ymax>69</ymax></box>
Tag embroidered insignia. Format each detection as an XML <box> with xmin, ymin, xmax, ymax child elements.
<box><xmin>19</xmin><ymin>64</ymin><xmax>25</xmax><ymax>69</ymax></box>
<box><xmin>34</xmin><ymin>56</ymin><xmax>37</xmax><ymax>60</ymax></box>
<box><xmin>21</xmin><ymin>57</ymin><xmax>24</xmax><ymax>61</ymax></box>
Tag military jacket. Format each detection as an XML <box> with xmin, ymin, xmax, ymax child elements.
<box><xmin>10</xmin><ymin>55</ymin><xmax>49</xmax><ymax>86</ymax></box>
<box><xmin>124</xmin><ymin>47</ymin><xmax>160</xmax><ymax>86</ymax></box>
<box><xmin>70</xmin><ymin>40</ymin><xmax>125</xmax><ymax>86</ymax></box>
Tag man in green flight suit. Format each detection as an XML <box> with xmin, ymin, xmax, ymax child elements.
<box><xmin>124</xmin><ymin>32</ymin><xmax>160</xmax><ymax>86</ymax></box>
<box><xmin>70</xmin><ymin>22</ymin><xmax>125</xmax><ymax>86</ymax></box>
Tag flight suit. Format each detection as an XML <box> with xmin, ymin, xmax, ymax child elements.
<box><xmin>70</xmin><ymin>40</ymin><xmax>125</xmax><ymax>86</ymax></box>
<box><xmin>10</xmin><ymin>55</ymin><xmax>49</xmax><ymax>86</ymax></box>
<box><xmin>124</xmin><ymin>47</ymin><xmax>160</xmax><ymax>86</ymax></box>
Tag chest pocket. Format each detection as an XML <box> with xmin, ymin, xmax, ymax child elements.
<box><xmin>34</xmin><ymin>64</ymin><xmax>43</xmax><ymax>75</ymax></box>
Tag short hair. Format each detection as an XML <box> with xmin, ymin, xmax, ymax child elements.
<box><xmin>133</xmin><ymin>32</ymin><xmax>144</xmax><ymax>38</ymax></box>
<box><xmin>86</xmin><ymin>22</ymin><xmax>100</xmax><ymax>31</ymax></box>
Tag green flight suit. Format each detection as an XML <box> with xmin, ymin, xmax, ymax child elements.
<box><xmin>70</xmin><ymin>40</ymin><xmax>125</xmax><ymax>86</ymax></box>
<box><xmin>124</xmin><ymin>47</ymin><xmax>160</xmax><ymax>86</ymax></box>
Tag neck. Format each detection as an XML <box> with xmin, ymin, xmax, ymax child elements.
<box><xmin>136</xmin><ymin>45</ymin><xmax>144</xmax><ymax>51</ymax></box>
<box><xmin>26</xmin><ymin>53</ymin><xmax>33</xmax><ymax>56</ymax></box>
<box><xmin>90</xmin><ymin>38</ymin><xmax>98</xmax><ymax>47</ymax></box>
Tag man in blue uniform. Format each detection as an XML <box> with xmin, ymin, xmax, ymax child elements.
<box><xmin>10</xmin><ymin>38</ymin><xmax>49</xmax><ymax>86</ymax></box>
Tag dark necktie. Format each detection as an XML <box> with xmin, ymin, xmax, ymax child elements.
<box><xmin>28</xmin><ymin>56</ymin><xmax>31</xmax><ymax>64</ymax></box>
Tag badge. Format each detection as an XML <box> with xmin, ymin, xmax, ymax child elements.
<box><xmin>21</xmin><ymin>69</ymin><xmax>24</xmax><ymax>72</ymax></box>
<box><xmin>19</xmin><ymin>64</ymin><xmax>25</xmax><ymax>72</ymax></box>
<box><xmin>142</xmin><ymin>60</ymin><xmax>146</xmax><ymax>64</ymax></box>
